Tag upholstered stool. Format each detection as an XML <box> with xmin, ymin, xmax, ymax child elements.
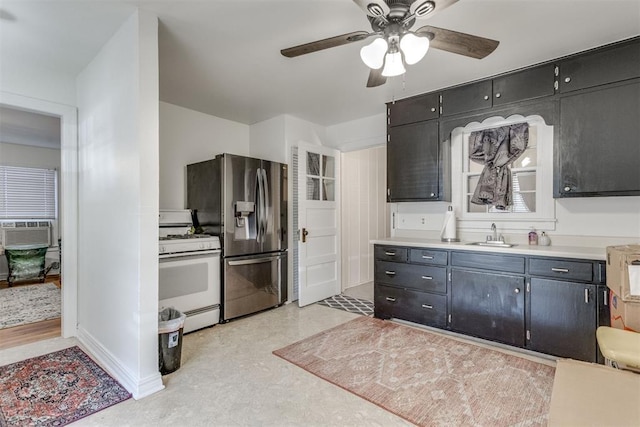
<box><xmin>596</xmin><ymin>326</ymin><xmax>640</xmax><ymax>372</ymax></box>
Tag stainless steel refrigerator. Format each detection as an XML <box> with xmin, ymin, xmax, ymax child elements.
<box><xmin>187</xmin><ymin>154</ymin><xmax>287</xmax><ymax>321</ymax></box>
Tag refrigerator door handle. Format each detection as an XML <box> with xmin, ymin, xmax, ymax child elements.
<box><xmin>255</xmin><ymin>170</ymin><xmax>263</xmax><ymax>243</ymax></box>
<box><xmin>261</xmin><ymin>168</ymin><xmax>269</xmax><ymax>236</ymax></box>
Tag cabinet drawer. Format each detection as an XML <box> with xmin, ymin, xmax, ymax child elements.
<box><xmin>529</xmin><ymin>258</ymin><xmax>593</xmax><ymax>282</ymax></box>
<box><xmin>374</xmin><ymin>285</ymin><xmax>447</xmax><ymax>327</ymax></box>
<box><xmin>451</xmin><ymin>251</ymin><xmax>525</xmax><ymax>274</ymax></box>
<box><xmin>375</xmin><ymin>261</ymin><xmax>447</xmax><ymax>293</ymax></box>
<box><xmin>409</xmin><ymin>248</ymin><xmax>448</xmax><ymax>265</ymax></box>
<box><xmin>374</xmin><ymin>246</ymin><xmax>408</xmax><ymax>262</ymax></box>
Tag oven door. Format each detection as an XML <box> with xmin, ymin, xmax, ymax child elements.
<box><xmin>223</xmin><ymin>251</ymin><xmax>287</xmax><ymax>321</ymax></box>
<box><xmin>159</xmin><ymin>250</ymin><xmax>221</xmax><ymax>332</ymax></box>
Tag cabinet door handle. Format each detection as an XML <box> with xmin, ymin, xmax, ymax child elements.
<box><xmin>514</xmin><ymin>288</ymin><xmax>520</xmax><ymax>294</ymax></box>
<box><xmin>495</xmin><ymin>92</ymin><xmax>501</xmax><ymax>98</ymax></box>
<box><xmin>551</xmin><ymin>268</ymin><xmax>569</xmax><ymax>273</ymax></box>
<box><xmin>421</xmin><ymin>304</ymin><xmax>433</xmax><ymax>309</ymax></box>
<box><xmin>483</xmin><ymin>95</ymin><xmax>489</xmax><ymax>100</ymax></box>
<box><xmin>386</xmin><ymin>297</ymin><xmax>396</xmax><ymax>302</ymax></box>
<box><xmin>384</xmin><ymin>251</ymin><xmax>396</xmax><ymax>256</ymax></box>
<box><xmin>385</xmin><ymin>271</ymin><xmax>396</xmax><ymax>276</ymax></box>
<box><xmin>430</xmin><ymin>107</ymin><xmax>436</xmax><ymax>112</ymax></box>
<box><xmin>585</xmin><ymin>289</ymin><xmax>589</xmax><ymax>304</ymax></box>
<box><xmin>422</xmin><ymin>255</ymin><xmax>434</xmax><ymax>260</ymax></box>
<box><xmin>563</xmin><ymin>186</ymin><xmax>571</xmax><ymax>192</ymax></box>
<box><xmin>604</xmin><ymin>290</ymin><xmax>608</xmax><ymax>306</ymax></box>
<box><xmin>565</xmin><ymin>76</ymin><xmax>571</xmax><ymax>83</ymax></box>
<box><xmin>421</xmin><ymin>276</ymin><xmax>433</xmax><ymax>280</ymax></box>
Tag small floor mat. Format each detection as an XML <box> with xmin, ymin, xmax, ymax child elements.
<box><xmin>317</xmin><ymin>294</ymin><xmax>373</xmax><ymax>316</ymax></box>
<box><xmin>0</xmin><ymin>346</ymin><xmax>131</xmax><ymax>426</ymax></box>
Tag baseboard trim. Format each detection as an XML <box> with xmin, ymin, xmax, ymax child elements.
<box><xmin>77</xmin><ymin>327</ymin><xmax>164</xmax><ymax>399</ymax></box>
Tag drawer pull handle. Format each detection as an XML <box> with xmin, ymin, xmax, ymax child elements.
<box><xmin>421</xmin><ymin>276</ymin><xmax>433</xmax><ymax>280</ymax></box>
<box><xmin>385</xmin><ymin>271</ymin><xmax>396</xmax><ymax>276</ymax></box>
<box><xmin>422</xmin><ymin>255</ymin><xmax>434</xmax><ymax>260</ymax></box>
<box><xmin>384</xmin><ymin>251</ymin><xmax>396</xmax><ymax>256</ymax></box>
<box><xmin>585</xmin><ymin>289</ymin><xmax>589</xmax><ymax>304</ymax></box>
<box><xmin>386</xmin><ymin>297</ymin><xmax>396</xmax><ymax>302</ymax></box>
<box><xmin>421</xmin><ymin>304</ymin><xmax>433</xmax><ymax>309</ymax></box>
<box><xmin>551</xmin><ymin>268</ymin><xmax>569</xmax><ymax>273</ymax></box>
<box><xmin>604</xmin><ymin>290</ymin><xmax>608</xmax><ymax>306</ymax></box>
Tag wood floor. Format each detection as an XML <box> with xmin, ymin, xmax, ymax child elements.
<box><xmin>0</xmin><ymin>276</ymin><xmax>62</xmax><ymax>350</ymax></box>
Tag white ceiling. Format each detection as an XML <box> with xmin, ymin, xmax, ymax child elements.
<box><xmin>1</xmin><ymin>0</ymin><xmax>639</xmax><ymax>128</ymax></box>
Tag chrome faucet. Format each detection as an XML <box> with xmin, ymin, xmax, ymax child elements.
<box><xmin>490</xmin><ymin>223</ymin><xmax>497</xmax><ymax>241</ymax></box>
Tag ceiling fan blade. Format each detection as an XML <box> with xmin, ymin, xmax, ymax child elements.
<box><xmin>366</xmin><ymin>68</ymin><xmax>387</xmax><ymax>88</ymax></box>
<box><xmin>411</xmin><ymin>0</ymin><xmax>459</xmax><ymax>18</ymax></box>
<box><xmin>281</xmin><ymin>31</ymin><xmax>370</xmax><ymax>58</ymax></box>
<box><xmin>416</xmin><ymin>25</ymin><xmax>499</xmax><ymax>59</ymax></box>
<box><xmin>352</xmin><ymin>0</ymin><xmax>390</xmax><ymax>18</ymax></box>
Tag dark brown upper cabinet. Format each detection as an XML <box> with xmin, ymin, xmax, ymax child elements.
<box><xmin>558</xmin><ymin>38</ymin><xmax>640</xmax><ymax>93</ymax></box>
<box><xmin>387</xmin><ymin>93</ymin><xmax>440</xmax><ymax>127</ymax></box>
<box><xmin>441</xmin><ymin>80</ymin><xmax>493</xmax><ymax>117</ymax></box>
<box><xmin>493</xmin><ymin>64</ymin><xmax>556</xmax><ymax>106</ymax></box>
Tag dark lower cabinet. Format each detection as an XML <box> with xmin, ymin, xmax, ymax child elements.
<box><xmin>450</xmin><ymin>269</ymin><xmax>525</xmax><ymax>347</ymax></box>
<box><xmin>528</xmin><ymin>278</ymin><xmax>598</xmax><ymax>362</ymax></box>
<box><xmin>373</xmin><ymin>245</ymin><xmax>608</xmax><ymax>363</ymax></box>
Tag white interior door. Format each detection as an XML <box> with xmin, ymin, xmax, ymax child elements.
<box><xmin>297</xmin><ymin>144</ymin><xmax>340</xmax><ymax>307</ymax></box>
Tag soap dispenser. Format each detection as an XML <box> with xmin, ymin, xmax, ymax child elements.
<box><xmin>528</xmin><ymin>227</ymin><xmax>538</xmax><ymax>245</ymax></box>
<box><xmin>539</xmin><ymin>231</ymin><xmax>551</xmax><ymax>246</ymax></box>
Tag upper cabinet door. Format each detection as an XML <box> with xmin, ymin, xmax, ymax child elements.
<box><xmin>388</xmin><ymin>93</ymin><xmax>440</xmax><ymax>127</ymax></box>
<box><xmin>441</xmin><ymin>80</ymin><xmax>493</xmax><ymax>117</ymax></box>
<box><xmin>493</xmin><ymin>64</ymin><xmax>556</xmax><ymax>106</ymax></box>
<box><xmin>559</xmin><ymin>38</ymin><xmax>640</xmax><ymax>93</ymax></box>
<box><xmin>387</xmin><ymin>120</ymin><xmax>440</xmax><ymax>201</ymax></box>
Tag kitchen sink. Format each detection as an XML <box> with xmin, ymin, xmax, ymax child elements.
<box><xmin>466</xmin><ymin>242</ymin><xmax>517</xmax><ymax>248</ymax></box>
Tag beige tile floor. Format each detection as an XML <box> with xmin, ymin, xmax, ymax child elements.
<box><xmin>0</xmin><ymin>298</ymin><xmax>410</xmax><ymax>426</ymax></box>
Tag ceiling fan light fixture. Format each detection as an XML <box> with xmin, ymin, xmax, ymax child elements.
<box><xmin>381</xmin><ymin>51</ymin><xmax>406</xmax><ymax>77</ymax></box>
<box><xmin>366</xmin><ymin>3</ymin><xmax>386</xmax><ymax>17</ymax></box>
<box><xmin>360</xmin><ymin>37</ymin><xmax>388</xmax><ymax>69</ymax></box>
<box><xmin>400</xmin><ymin>32</ymin><xmax>430</xmax><ymax>65</ymax></box>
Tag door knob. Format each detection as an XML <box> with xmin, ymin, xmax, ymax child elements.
<box><xmin>301</xmin><ymin>228</ymin><xmax>309</xmax><ymax>243</ymax></box>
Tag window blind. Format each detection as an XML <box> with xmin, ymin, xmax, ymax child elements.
<box><xmin>0</xmin><ymin>166</ymin><xmax>57</xmax><ymax>219</ymax></box>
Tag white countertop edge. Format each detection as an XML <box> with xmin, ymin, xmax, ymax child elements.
<box><xmin>370</xmin><ymin>238</ymin><xmax>606</xmax><ymax>261</ymax></box>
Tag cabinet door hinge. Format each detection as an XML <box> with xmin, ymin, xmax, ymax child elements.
<box><xmin>526</xmin><ymin>330</ymin><xmax>531</xmax><ymax>341</ymax></box>
<box><xmin>448</xmin><ymin>314</ymin><xmax>451</xmax><ymax>324</ymax></box>
<box><xmin>526</xmin><ymin>281</ymin><xmax>530</xmax><ymax>292</ymax></box>
<box><xmin>448</xmin><ymin>271</ymin><xmax>451</xmax><ymax>281</ymax></box>
<box><xmin>554</xmin><ymin>65</ymin><xmax>559</xmax><ymax>76</ymax></box>
<box><xmin>554</xmin><ymin>80</ymin><xmax>558</xmax><ymax>91</ymax></box>
<box><xmin>387</xmin><ymin>134</ymin><xmax>390</xmax><ymax>142</ymax></box>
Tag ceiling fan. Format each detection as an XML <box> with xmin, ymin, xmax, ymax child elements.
<box><xmin>281</xmin><ymin>0</ymin><xmax>499</xmax><ymax>87</ymax></box>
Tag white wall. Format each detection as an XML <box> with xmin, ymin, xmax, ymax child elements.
<box><xmin>76</xmin><ymin>9</ymin><xmax>162</xmax><ymax>399</ymax></box>
<box><xmin>326</xmin><ymin>112</ymin><xmax>386</xmax><ymax>152</ymax></box>
<box><xmin>249</xmin><ymin>115</ymin><xmax>285</xmax><ymax>163</ymax></box>
<box><xmin>159</xmin><ymin>102</ymin><xmax>250</xmax><ymax>209</ymax></box>
<box><xmin>0</xmin><ymin>61</ymin><xmax>76</xmax><ymax>107</ymax></box>
<box><xmin>341</xmin><ymin>146</ymin><xmax>389</xmax><ymax>290</ymax></box>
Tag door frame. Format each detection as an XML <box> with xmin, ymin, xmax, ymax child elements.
<box><xmin>0</xmin><ymin>91</ymin><xmax>78</xmax><ymax>338</ymax></box>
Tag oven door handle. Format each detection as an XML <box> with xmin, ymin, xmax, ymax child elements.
<box><xmin>227</xmin><ymin>254</ymin><xmax>284</xmax><ymax>266</ymax></box>
<box><xmin>159</xmin><ymin>250</ymin><xmax>221</xmax><ymax>259</ymax></box>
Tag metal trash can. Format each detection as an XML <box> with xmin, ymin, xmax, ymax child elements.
<box><xmin>158</xmin><ymin>307</ymin><xmax>187</xmax><ymax>375</ymax></box>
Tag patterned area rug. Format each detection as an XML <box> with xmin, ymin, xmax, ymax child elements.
<box><xmin>274</xmin><ymin>316</ymin><xmax>555</xmax><ymax>427</ymax></box>
<box><xmin>0</xmin><ymin>346</ymin><xmax>131</xmax><ymax>426</ymax></box>
<box><xmin>0</xmin><ymin>283</ymin><xmax>61</xmax><ymax>329</ymax></box>
<box><xmin>317</xmin><ymin>294</ymin><xmax>373</xmax><ymax>316</ymax></box>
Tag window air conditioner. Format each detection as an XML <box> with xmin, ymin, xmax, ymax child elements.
<box><xmin>0</xmin><ymin>221</ymin><xmax>51</xmax><ymax>247</ymax></box>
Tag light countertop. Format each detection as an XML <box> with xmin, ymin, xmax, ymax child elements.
<box><xmin>371</xmin><ymin>237</ymin><xmax>607</xmax><ymax>261</ymax></box>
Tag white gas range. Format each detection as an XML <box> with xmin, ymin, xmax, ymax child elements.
<box><xmin>158</xmin><ymin>210</ymin><xmax>221</xmax><ymax>333</ymax></box>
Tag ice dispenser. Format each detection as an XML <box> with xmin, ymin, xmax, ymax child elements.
<box><xmin>234</xmin><ymin>201</ymin><xmax>255</xmax><ymax>239</ymax></box>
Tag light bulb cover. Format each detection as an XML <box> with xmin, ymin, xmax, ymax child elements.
<box><xmin>381</xmin><ymin>51</ymin><xmax>406</xmax><ymax>77</ymax></box>
<box><xmin>399</xmin><ymin>33</ymin><xmax>430</xmax><ymax>65</ymax></box>
<box><xmin>360</xmin><ymin>38</ymin><xmax>388</xmax><ymax>69</ymax></box>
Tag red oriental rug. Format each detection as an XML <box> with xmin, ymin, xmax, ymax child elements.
<box><xmin>0</xmin><ymin>346</ymin><xmax>131</xmax><ymax>426</ymax></box>
<box><xmin>274</xmin><ymin>316</ymin><xmax>555</xmax><ymax>427</ymax></box>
